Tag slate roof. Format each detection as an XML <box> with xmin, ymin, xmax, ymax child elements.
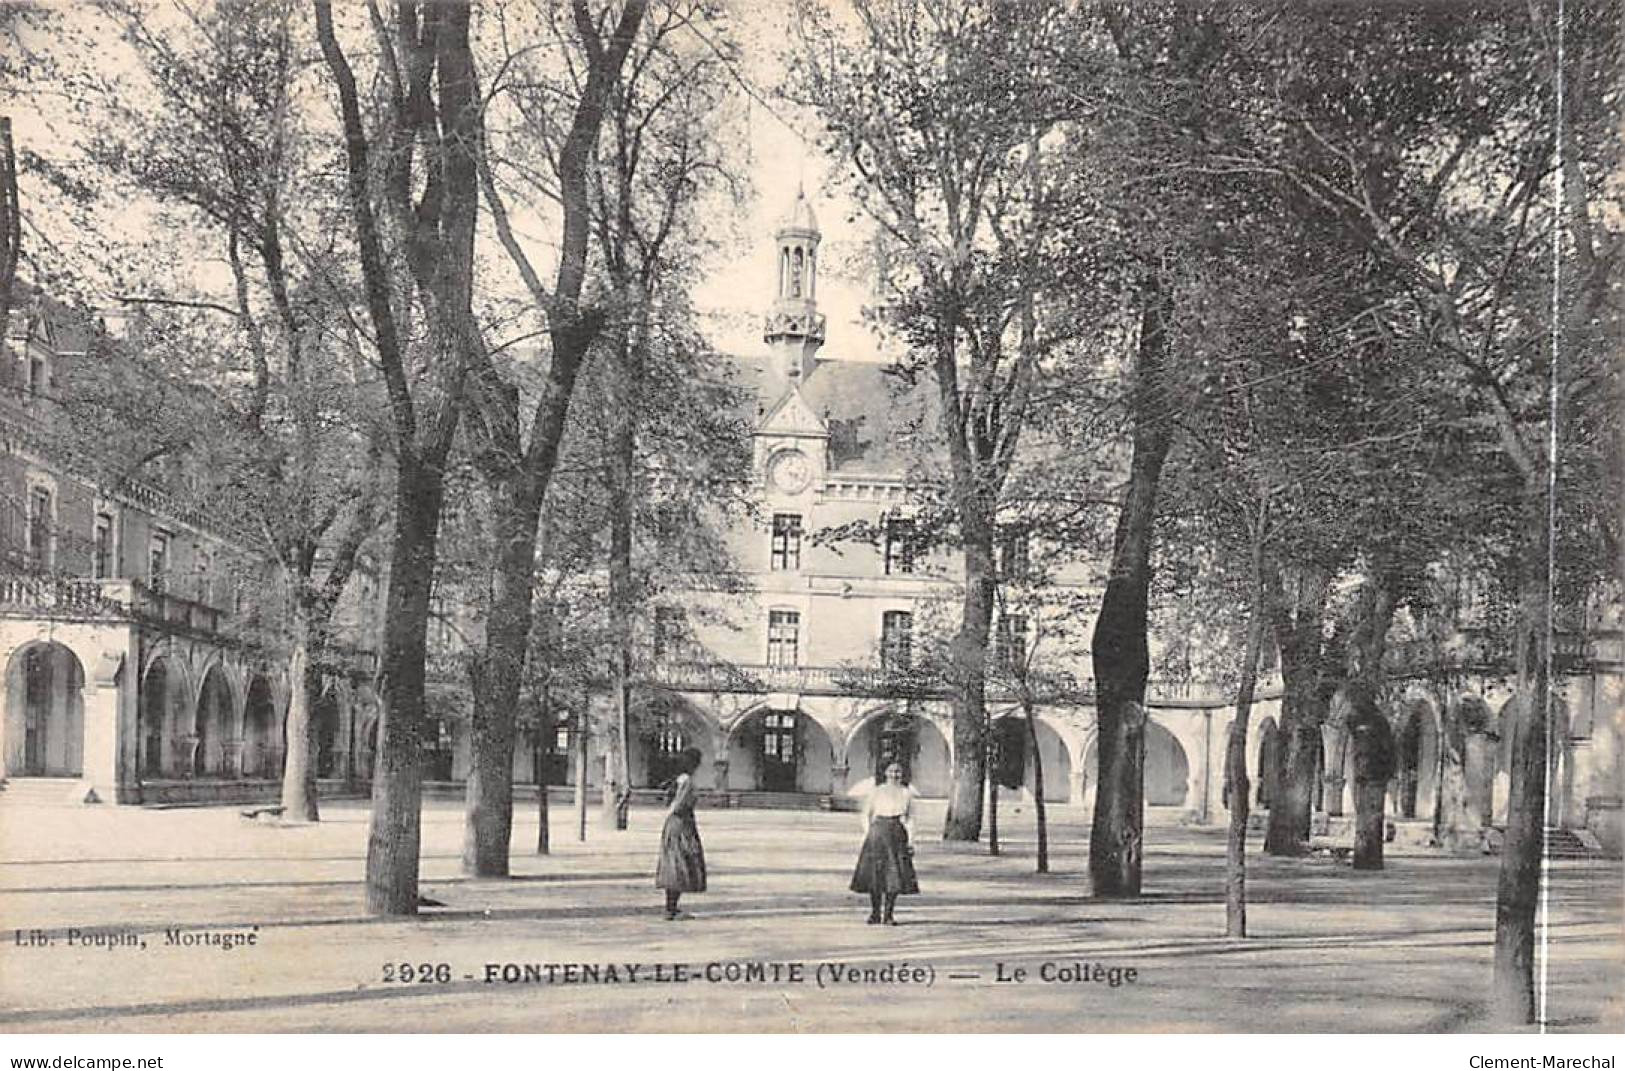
<box><xmin>722</xmin><ymin>351</ymin><xmax>939</xmax><ymax>477</ymax></box>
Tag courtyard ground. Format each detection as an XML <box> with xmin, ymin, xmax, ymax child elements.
<box><xmin>0</xmin><ymin>798</ymin><xmax>1619</xmax><ymax>1033</ymax></box>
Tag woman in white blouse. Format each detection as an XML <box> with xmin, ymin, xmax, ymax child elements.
<box><xmin>849</xmin><ymin>761</ymin><xmax>921</xmax><ymax>924</ymax></box>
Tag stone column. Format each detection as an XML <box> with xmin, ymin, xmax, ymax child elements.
<box><xmin>222</xmin><ymin>738</ymin><xmax>245</xmax><ymax>778</ymax></box>
<box><xmin>1323</xmin><ymin>725</ymin><xmax>1348</xmax><ymax>817</ymax></box>
<box><xmin>830</xmin><ymin>762</ymin><xmax>849</xmax><ymax>795</ymax></box>
<box><xmin>712</xmin><ymin>758</ymin><xmax>731</xmax><ymax>793</ymax></box>
<box><xmin>80</xmin><ymin>651</ymin><xmax>124</xmax><ymax>804</ymax></box>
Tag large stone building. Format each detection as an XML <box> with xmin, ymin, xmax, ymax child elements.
<box><xmin>527</xmin><ymin>191</ymin><xmax>1622</xmax><ymax>856</ymax></box>
<box><xmin>0</xmin><ymin>296</ymin><xmax>378</xmax><ymax>806</ymax></box>
<box><xmin>2</xmin><ymin>198</ymin><xmax>1618</xmax><ymax>857</ymax></box>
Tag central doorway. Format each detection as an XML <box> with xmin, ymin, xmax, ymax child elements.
<box><xmin>759</xmin><ymin>712</ymin><xmax>798</xmax><ymax>791</ymax></box>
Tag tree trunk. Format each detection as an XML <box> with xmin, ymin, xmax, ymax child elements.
<box><xmin>366</xmin><ymin>476</ymin><xmax>444</xmax><ymax>915</ymax></box>
<box><xmin>1353</xmin><ymin>779</ymin><xmax>1387</xmax><ymax>870</ymax></box>
<box><xmin>574</xmin><ymin>700</ymin><xmax>589</xmax><ymax>842</ymax></box>
<box><xmin>986</xmin><ymin>756</ymin><xmax>1000</xmax><ymax>856</ymax></box>
<box><xmin>1347</xmin><ymin>683</ymin><xmax>1397</xmax><ymax>871</ymax></box>
<box><xmin>605</xmin><ymin>344</ymin><xmax>636</xmax><ymax>830</ymax></box>
<box><xmin>943</xmin><ymin>526</ymin><xmax>995</xmax><ymax>841</ymax></box>
<box><xmin>1492</xmin><ymin>495</ymin><xmax>1553</xmax><ymax>1025</ymax></box>
<box><xmin>1265</xmin><ymin>566</ymin><xmax>1332</xmax><ymax>858</ymax></box>
<box><xmin>278</xmin><ymin>617</ymin><xmax>320</xmax><ymax>822</ymax></box>
<box><xmin>1089</xmin><ymin>278</ymin><xmax>1175</xmax><ymax>897</ymax></box>
<box><xmin>1224</xmin><ymin>504</ymin><xmax>1269</xmax><ymax>937</ymax></box>
<box><xmin>458</xmin><ymin>0</ymin><xmax>648</xmax><ymax>872</ymax></box>
<box><xmin>1023</xmin><ymin>696</ymin><xmax>1049</xmax><ymax>873</ymax></box>
<box><xmin>1266</xmin><ymin>719</ymin><xmax>1320</xmax><ymax>857</ymax></box>
<box><xmin>463</xmin><ymin>475</ymin><xmax>543</xmax><ymax>877</ymax></box>
<box><xmin>536</xmin><ymin>685</ymin><xmax>552</xmax><ymax>855</ymax></box>
<box><xmin>0</xmin><ymin>117</ymin><xmax>19</xmax><ymax>354</ymax></box>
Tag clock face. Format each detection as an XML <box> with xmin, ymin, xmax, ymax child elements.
<box><xmin>769</xmin><ymin>450</ymin><xmax>812</xmax><ymax>493</ymax></box>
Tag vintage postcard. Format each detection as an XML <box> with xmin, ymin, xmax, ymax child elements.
<box><xmin>0</xmin><ymin>0</ymin><xmax>1620</xmax><ymax>1043</ymax></box>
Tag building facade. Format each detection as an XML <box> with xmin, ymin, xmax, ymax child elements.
<box><xmin>524</xmin><ymin>192</ymin><xmax>1623</xmax><ymax>856</ymax></box>
<box><xmin>0</xmin><ymin>297</ymin><xmax>376</xmax><ymax>806</ymax></box>
<box><xmin>3</xmin><ymin>201</ymin><xmax>1617</xmax><ymax>857</ymax></box>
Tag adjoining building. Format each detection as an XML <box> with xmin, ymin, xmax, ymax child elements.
<box><xmin>0</xmin><ymin>295</ymin><xmax>377</xmax><ymax>806</ymax></box>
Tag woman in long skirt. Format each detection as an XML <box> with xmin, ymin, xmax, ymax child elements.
<box><xmin>850</xmin><ymin>761</ymin><xmax>920</xmax><ymax>924</ymax></box>
<box><xmin>655</xmin><ymin>747</ymin><xmax>707</xmax><ymax>920</ymax></box>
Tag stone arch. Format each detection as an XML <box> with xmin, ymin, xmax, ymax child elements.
<box><xmin>1146</xmin><ymin>717</ymin><xmax>1190</xmax><ymax>807</ymax></box>
<box><xmin>630</xmin><ymin>690</ymin><xmax>722</xmax><ymax>790</ymax></box>
<box><xmin>242</xmin><ymin>674</ymin><xmax>279</xmax><ymax>779</ymax></box>
<box><xmin>1256</xmin><ymin>717</ymin><xmax>1281</xmax><ymax>809</ymax></box>
<box><xmin>990</xmin><ymin>711</ymin><xmax>1074</xmax><ymax>803</ymax></box>
<box><xmin>843</xmin><ymin>707</ymin><xmax>952</xmax><ymax>798</ymax></box>
<box><xmin>2</xmin><ymin>640</ymin><xmax>86</xmax><ymax>778</ymax></box>
<box><xmin>1395</xmin><ymin>694</ymin><xmax>1442</xmax><ymax>820</ymax></box>
<box><xmin>725</xmin><ymin>706</ymin><xmax>835</xmax><ymax>793</ymax></box>
<box><xmin>194</xmin><ymin>664</ymin><xmax>234</xmax><ymax>777</ymax></box>
<box><xmin>139</xmin><ymin>652</ymin><xmax>192</xmax><ymax>778</ymax></box>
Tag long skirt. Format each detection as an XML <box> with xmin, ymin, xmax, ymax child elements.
<box><xmin>655</xmin><ymin>811</ymin><xmax>707</xmax><ymax>892</ymax></box>
<box><xmin>849</xmin><ymin>816</ymin><xmax>919</xmax><ymax>894</ymax></box>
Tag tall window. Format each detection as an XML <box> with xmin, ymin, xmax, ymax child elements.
<box><xmin>884</xmin><ymin>517</ymin><xmax>915</xmax><ymax>575</ymax></box>
<box><xmin>767</xmin><ymin>610</ymin><xmax>800</xmax><ymax>667</ymax></box>
<box><xmin>995</xmin><ymin>613</ymin><xmax>1029</xmax><ymax>670</ymax></box>
<box><xmin>26</xmin><ymin>487</ymin><xmax>51</xmax><ymax>569</ymax></box>
<box><xmin>196</xmin><ymin>549</ymin><xmax>213</xmax><ymax>606</ymax></box>
<box><xmin>881</xmin><ymin>610</ymin><xmax>913</xmax><ymax>671</ymax></box>
<box><xmin>93</xmin><ymin>513</ymin><xmax>114</xmax><ymax>579</ymax></box>
<box><xmin>770</xmin><ymin>513</ymin><xmax>802</xmax><ymax>571</ymax></box>
<box><xmin>998</xmin><ymin>526</ymin><xmax>1030</xmax><ymax>580</ymax></box>
<box><xmin>27</xmin><ymin>356</ymin><xmax>44</xmax><ymax>398</ymax></box>
<box><xmin>653</xmin><ymin>606</ymin><xmax>686</xmax><ymax>661</ymax></box>
<box><xmin>148</xmin><ymin>531</ymin><xmax>169</xmax><ymax>591</ymax></box>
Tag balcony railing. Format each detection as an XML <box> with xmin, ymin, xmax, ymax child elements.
<box><xmin>1386</xmin><ymin>628</ymin><xmax>1611</xmax><ymax>676</ymax></box>
<box><xmin>131</xmin><ymin>580</ymin><xmax>224</xmax><ymax>634</ymax></box>
<box><xmin>0</xmin><ymin>575</ymin><xmax>133</xmax><ymax>620</ymax></box>
<box><xmin>645</xmin><ymin>661</ymin><xmax>1221</xmax><ymax>705</ymax></box>
<box><xmin>0</xmin><ymin>573</ymin><xmax>230</xmax><ymax>636</ymax></box>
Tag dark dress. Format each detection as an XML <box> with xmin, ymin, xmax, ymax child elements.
<box><xmin>655</xmin><ymin>774</ymin><xmax>707</xmax><ymax>893</ymax></box>
<box><xmin>850</xmin><ymin>787</ymin><xmax>920</xmax><ymax>895</ymax></box>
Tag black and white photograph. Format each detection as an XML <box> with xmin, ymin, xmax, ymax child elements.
<box><xmin>0</xmin><ymin>0</ymin><xmax>1620</xmax><ymax>1047</ymax></box>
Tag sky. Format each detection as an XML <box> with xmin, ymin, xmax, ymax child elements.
<box><xmin>686</xmin><ymin>2</ymin><xmax>890</xmax><ymax>366</ymax></box>
<box><xmin>5</xmin><ymin>2</ymin><xmax>891</xmax><ymax>363</ymax></box>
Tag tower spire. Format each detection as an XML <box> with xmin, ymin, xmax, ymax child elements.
<box><xmin>764</xmin><ymin>187</ymin><xmax>825</xmax><ymax>386</ymax></box>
